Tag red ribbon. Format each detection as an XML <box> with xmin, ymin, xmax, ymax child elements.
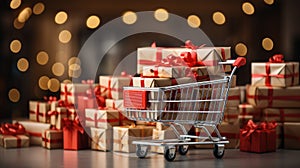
<box><xmin>269</xmin><ymin>54</ymin><xmax>284</xmax><ymax>63</ymax></box>
<box><xmin>241</xmin><ymin>120</ymin><xmax>277</xmax><ymax>138</ymax></box>
<box><xmin>63</xmin><ymin>117</ymin><xmax>84</xmax><ymax>134</ymax></box>
<box><xmin>0</xmin><ymin>123</ymin><xmax>26</xmax><ymax>148</ymax></box>
<box><xmin>29</xmin><ymin>102</ymin><xmax>41</xmax><ymax>122</ymax></box>
<box><xmin>43</xmin><ymin>96</ymin><xmax>57</xmax><ymax>104</ymax></box>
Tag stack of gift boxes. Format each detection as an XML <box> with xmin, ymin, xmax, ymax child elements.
<box><xmin>238</xmin><ymin>54</ymin><xmax>300</xmax><ymax>152</ymax></box>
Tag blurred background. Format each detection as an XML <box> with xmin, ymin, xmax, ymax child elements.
<box><xmin>0</xmin><ymin>0</ymin><xmax>299</xmax><ymax>120</ymax></box>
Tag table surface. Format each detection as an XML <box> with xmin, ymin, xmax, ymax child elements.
<box><xmin>1</xmin><ymin>147</ymin><xmax>300</xmax><ymax>168</ymax></box>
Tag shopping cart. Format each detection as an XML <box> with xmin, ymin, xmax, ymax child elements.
<box><xmin>122</xmin><ymin>57</ymin><xmax>246</xmax><ymax>161</ymax></box>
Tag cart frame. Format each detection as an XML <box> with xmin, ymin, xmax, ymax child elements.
<box><xmin>122</xmin><ymin>58</ymin><xmax>246</xmax><ymax>161</ymax></box>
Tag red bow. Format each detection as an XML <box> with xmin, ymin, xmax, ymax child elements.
<box><xmin>43</xmin><ymin>96</ymin><xmax>57</xmax><ymax>104</ymax></box>
<box><xmin>269</xmin><ymin>54</ymin><xmax>284</xmax><ymax>63</ymax></box>
<box><xmin>241</xmin><ymin>120</ymin><xmax>277</xmax><ymax>138</ymax></box>
<box><xmin>183</xmin><ymin>40</ymin><xmax>206</xmax><ymax>50</ymax></box>
<box><xmin>63</xmin><ymin>117</ymin><xmax>84</xmax><ymax>134</ymax></box>
<box><xmin>0</xmin><ymin>123</ymin><xmax>26</xmax><ymax>136</ymax></box>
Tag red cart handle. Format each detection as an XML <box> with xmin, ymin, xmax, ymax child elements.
<box><xmin>233</xmin><ymin>57</ymin><xmax>246</xmax><ymax>68</ymax></box>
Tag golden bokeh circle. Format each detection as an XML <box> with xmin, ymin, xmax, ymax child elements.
<box><xmin>63</xmin><ymin>79</ymin><xmax>72</xmax><ymax>84</ymax></box>
<box><xmin>154</xmin><ymin>8</ymin><xmax>169</xmax><ymax>22</ymax></box>
<box><xmin>33</xmin><ymin>2</ymin><xmax>45</xmax><ymax>15</ymax></box>
<box><xmin>86</xmin><ymin>15</ymin><xmax>101</xmax><ymax>29</ymax></box>
<box><xmin>47</xmin><ymin>78</ymin><xmax>60</xmax><ymax>92</ymax></box>
<box><xmin>68</xmin><ymin>57</ymin><xmax>81</xmax><ymax>66</ymax></box>
<box><xmin>212</xmin><ymin>11</ymin><xmax>226</xmax><ymax>25</ymax></box>
<box><xmin>235</xmin><ymin>43</ymin><xmax>248</xmax><ymax>56</ymax></box>
<box><xmin>122</xmin><ymin>11</ymin><xmax>137</xmax><ymax>25</ymax></box>
<box><xmin>13</xmin><ymin>18</ymin><xmax>25</xmax><ymax>29</ymax></box>
<box><xmin>187</xmin><ymin>15</ymin><xmax>201</xmax><ymax>28</ymax></box>
<box><xmin>38</xmin><ymin>76</ymin><xmax>50</xmax><ymax>90</ymax></box>
<box><xmin>55</xmin><ymin>11</ymin><xmax>68</xmax><ymax>24</ymax></box>
<box><xmin>18</xmin><ymin>7</ymin><xmax>32</xmax><ymax>23</ymax></box>
<box><xmin>52</xmin><ymin>62</ymin><xmax>65</xmax><ymax>77</ymax></box>
<box><xmin>58</xmin><ymin>30</ymin><xmax>72</xmax><ymax>43</ymax></box>
<box><xmin>36</xmin><ymin>51</ymin><xmax>49</xmax><ymax>65</ymax></box>
<box><xmin>17</xmin><ymin>58</ymin><xmax>29</xmax><ymax>72</ymax></box>
<box><xmin>242</xmin><ymin>2</ymin><xmax>255</xmax><ymax>15</ymax></box>
<box><xmin>10</xmin><ymin>0</ymin><xmax>21</xmax><ymax>10</ymax></box>
<box><xmin>262</xmin><ymin>37</ymin><xmax>274</xmax><ymax>51</ymax></box>
<box><xmin>264</xmin><ymin>0</ymin><xmax>274</xmax><ymax>5</ymax></box>
<box><xmin>10</xmin><ymin>39</ymin><xmax>22</xmax><ymax>53</ymax></box>
<box><xmin>8</xmin><ymin>88</ymin><xmax>20</xmax><ymax>103</ymax></box>
<box><xmin>68</xmin><ymin>68</ymin><xmax>81</xmax><ymax>78</ymax></box>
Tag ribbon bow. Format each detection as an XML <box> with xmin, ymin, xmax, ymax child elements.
<box><xmin>269</xmin><ymin>54</ymin><xmax>284</xmax><ymax>63</ymax></box>
<box><xmin>43</xmin><ymin>96</ymin><xmax>57</xmax><ymax>104</ymax></box>
<box><xmin>241</xmin><ymin>120</ymin><xmax>277</xmax><ymax>138</ymax></box>
<box><xmin>63</xmin><ymin>117</ymin><xmax>84</xmax><ymax>134</ymax></box>
<box><xmin>0</xmin><ymin>123</ymin><xmax>26</xmax><ymax>136</ymax></box>
<box><xmin>181</xmin><ymin>40</ymin><xmax>205</xmax><ymax>67</ymax></box>
<box><xmin>183</xmin><ymin>40</ymin><xmax>206</xmax><ymax>50</ymax></box>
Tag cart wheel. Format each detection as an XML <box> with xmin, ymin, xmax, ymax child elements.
<box><xmin>213</xmin><ymin>144</ymin><xmax>225</xmax><ymax>159</ymax></box>
<box><xmin>136</xmin><ymin>145</ymin><xmax>148</xmax><ymax>158</ymax></box>
<box><xmin>178</xmin><ymin>145</ymin><xmax>189</xmax><ymax>155</ymax></box>
<box><xmin>164</xmin><ymin>146</ymin><xmax>176</xmax><ymax>161</ymax></box>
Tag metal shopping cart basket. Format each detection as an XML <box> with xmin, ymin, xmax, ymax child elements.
<box><xmin>122</xmin><ymin>57</ymin><xmax>246</xmax><ymax>161</ymax></box>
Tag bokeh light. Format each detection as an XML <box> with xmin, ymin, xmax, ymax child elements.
<box><xmin>17</xmin><ymin>58</ymin><xmax>29</xmax><ymax>72</ymax></box>
<box><xmin>187</xmin><ymin>15</ymin><xmax>201</xmax><ymax>28</ymax></box>
<box><xmin>52</xmin><ymin>62</ymin><xmax>65</xmax><ymax>77</ymax></box>
<box><xmin>68</xmin><ymin>57</ymin><xmax>81</xmax><ymax>66</ymax></box>
<box><xmin>235</xmin><ymin>43</ymin><xmax>248</xmax><ymax>56</ymax></box>
<box><xmin>262</xmin><ymin>37</ymin><xmax>274</xmax><ymax>51</ymax></box>
<box><xmin>213</xmin><ymin>11</ymin><xmax>226</xmax><ymax>25</ymax></box>
<box><xmin>38</xmin><ymin>76</ymin><xmax>50</xmax><ymax>90</ymax></box>
<box><xmin>58</xmin><ymin>30</ymin><xmax>72</xmax><ymax>43</ymax></box>
<box><xmin>242</xmin><ymin>2</ymin><xmax>255</xmax><ymax>15</ymax></box>
<box><xmin>86</xmin><ymin>15</ymin><xmax>101</xmax><ymax>29</ymax></box>
<box><xmin>47</xmin><ymin>78</ymin><xmax>60</xmax><ymax>92</ymax></box>
<box><xmin>10</xmin><ymin>0</ymin><xmax>21</xmax><ymax>10</ymax></box>
<box><xmin>264</xmin><ymin>0</ymin><xmax>274</xmax><ymax>5</ymax></box>
<box><xmin>10</xmin><ymin>39</ymin><xmax>22</xmax><ymax>53</ymax></box>
<box><xmin>33</xmin><ymin>2</ymin><xmax>45</xmax><ymax>15</ymax></box>
<box><xmin>13</xmin><ymin>18</ymin><xmax>25</xmax><ymax>29</ymax></box>
<box><xmin>154</xmin><ymin>8</ymin><xmax>169</xmax><ymax>22</ymax></box>
<box><xmin>122</xmin><ymin>11</ymin><xmax>137</xmax><ymax>24</ymax></box>
<box><xmin>17</xmin><ymin>7</ymin><xmax>32</xmax><ymax>23</ymax></box>
<box><xmin>36</xmin><ymin>51</ymin><xmax>49</xmax><ymax>65</ymax></box>
<box><xmin>8</xmin><ymin>88</ymin><xmax>20</xmax><ymax>103</ymax></box>
<box><xmin>55</xmin><ymin>11</ymin><xmax>68</xmax><ymax>24</ymax></box>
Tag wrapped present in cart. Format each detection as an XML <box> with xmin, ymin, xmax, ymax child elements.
<box><xmin>122</xmin><ymin>57</ymin><xmax>246</xmax><ymax>161</ymax></box>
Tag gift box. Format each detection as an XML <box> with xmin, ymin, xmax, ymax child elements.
<box><xmin>240</xmin><ymin>120</ymin><xmax>277</xmax><ymax>153</ymax></box>
<box><xmin>238</xmin><ymin>103</ymin><xmax>262</xmax><ymax>121</ymax></box>
<box><xmin>15</xmin><ymin>120</ymin><xmax>51</xmax><ymax>146</ymax></box>
<box><xmin>0</xmin><ymin>135</ymin><xmax>29</xmax><ymax>148</ymax></box>
<box><xmin>90</xmin><ymin>127</ymin><xmax>113</xmax><ymax>151</ymax></box>
<box><xmin>262</xmin><ymin>108</ymin><xmax>300</xmax><ymax>122</ymax></box>
<box><xmin>105</xmin><ymin>99</ymin><xmax>124</xmax><ymax>110</ymax></box>
<box><xmin>60</xmin><ymin>82</ymin><xmax>96</xmax><ymax>105</ymax></box>
<box><xmin>63</xmin><ymin>118</ymin><xmax>89</xmax><ymax>150</ymax></box>
<box><xmin>156</xmin><ymin>122</ymin><xmax>170</xmax><ymax>131</ymax></box>
<box><xmin>85</xmin><ymin>108</ymin><xmax>120</xmax><ymax>129</ymax></box>
<box><xmin>196</xmin><ymin>47</ymin><xmax>231</xmax><ymax>73</ymax></box>
<box><xmin>276</xmin><ymin>123</ymin><xmax>283</xmax><ymax>149</ymax></box>
<box><xmin>0</xmin><ymin>123</ymin><xmax>29</xmax><ymax>148</ymax></box>
<box><xmin>283</xmin><ymin>122</ymin><xmax>300</xmax><ymax>149</ymax></box>
<box><xmin>151</xmin><ymin>128</ymin><xmax>177</xmax><ymax>153</ymax></box>
<box><xmin>226</xmin><ymin>87</ymin><xmax>240</xmax><ymax>107</ymax></box>
<box><xmin>42</xmin><ymin>129</ymin><xmax>63</xmax><ymax>149</ymax></box>
<box><xmin>251</xmin><ymin>59</ymin><xmax>299</xmax><ymax>87</ymax></box>
<box><xmin>223</xmin><ymin>107</ymin><xmax>239</xmax><ymax>123</ymax></box>
<box><xmin>142</xmin><ymin>65</ymin><xmax>191</xmax><ymax>78</ymax></box>
<box><xmin>113</xmin><ymin>125</ymin><xmax>153</xmax><ymax>153</ymax></box>
<box><xmin>49</xmin><ymin>107</ymin><xmax>68</xmax><ymax>130</ymax></box>
<box><xmin>219</xmin><ymin>121</ymin><xmax>240</xmax><ymax>149</ymax></box>
<box><xmin>246</xmin><ymin>85</ymin><xmax>300</xmax><ymax>108</ymax></box>
<box><xmin>29</xmin><ymin>101</ymin><xmax>51</xmax><ymax>123</ymax></box>
<box><xmin>137</xmin><ymin>46</ymin><xmax>195</xmax><ymax>74</ymax></box>
<box><xmin>132</xmin><ymin>76</ymin><xmax>194</xmax><ymax>87</ymax></box>
<box><xmin>99</xmin><ymin>76</ymin><xmax>132</xmax><ymax>100</ymax></box>
<box><xmin>77</xmin><ymin>95</ymin><xmax>97</xmax><ymax>114</ymax></box>
<box><xmin>191</xmin><ymin>66</ymin><xmax>210</xmax><ymax>82</ymax></box>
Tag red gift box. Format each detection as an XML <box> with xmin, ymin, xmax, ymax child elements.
<box><xmin>63</xmin><ymin>118</ymin><xmax>89</xmax><ymax>150</ymax></box>
<box><xmin>240</xmin><ymin>120</ymin><xmax>277</xmax><ymax>153</ymax></box>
